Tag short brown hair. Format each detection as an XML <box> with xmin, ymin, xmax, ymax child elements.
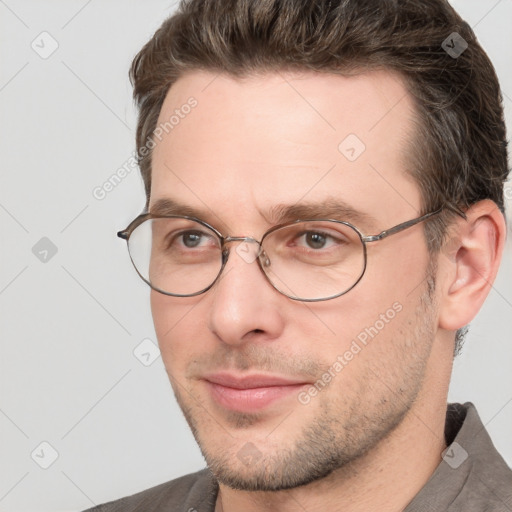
<box><xmin>130</xmin><ymin>0</ymin><xmax>509</xmax><ymax>251</ymax></box>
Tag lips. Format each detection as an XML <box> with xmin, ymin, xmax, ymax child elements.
<box><xmin>202</xmin><ymin>373</ymin><xmax>309</xmax><ymax>413</ymax></box>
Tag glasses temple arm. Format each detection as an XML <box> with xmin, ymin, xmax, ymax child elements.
<box><xmin>362</xmin><ymin>208</ymin><xmax>443</xmax><ymax>242</ymax></box>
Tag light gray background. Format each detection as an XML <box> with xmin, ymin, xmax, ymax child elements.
<box><xmin>0</xmin><ymin>1</ymin><xmax>511</xmax><ymax>511</ymax></box>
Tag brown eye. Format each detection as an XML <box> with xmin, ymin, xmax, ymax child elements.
<box><xmin>304</xmin><ymin>232</ymin><xmax>328</xmax><ymax>249</ymax></box>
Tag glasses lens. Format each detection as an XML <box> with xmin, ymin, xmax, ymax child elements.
<box><xmin>127</xmin><ymin>217</ymin><xmax>223</xmax><ymax>296</ymax></box>
<box><xmin>260</xmin><ymin>221</ymin><xmax>365</xmax><ymax>300</ymax></box>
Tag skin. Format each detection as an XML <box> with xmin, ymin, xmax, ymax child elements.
<box><xmin>148</xmin><ymin>69</ymin><xmax>505</xmax><ymax>512</ymax></box>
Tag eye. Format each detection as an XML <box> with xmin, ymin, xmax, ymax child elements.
<box><xmin>169</xmin><ymin>229</ymin><xmax>218</xmax><ymax>250</ymax></box>
<box><xmin>181</xmin><ymin>231</ymin><xmax>207</xmax><ymax>248</ymax></box>
<box><xmin>302</xmin><ymin>232</ymin><xmax>330</xmax><ymax>249</ymax></box>
<box><xmin>295</xmin><ymin>230</ymin><xmax>342</xmax><ymax>250</ymax></box>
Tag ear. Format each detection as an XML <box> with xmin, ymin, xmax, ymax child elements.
<box><xmin>438</xmin><ymin>199</ymin><xmax>507</xmax><ymax>331</ymax></box>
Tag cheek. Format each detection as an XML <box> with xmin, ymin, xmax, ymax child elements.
<box><xmin>302</xmin><ymin>250</ymin><xmax>427</xmax><ymax>359</ymax></box>
<box><xmin>150</xmin><ymin>290</ymin><xmax>171</xmax><ymax>340</ymax></box>
<box><xmin>150</xmin><ymin>291</ymin><xmax>202</xmax><ymax>371</ymax></box>
<box><xmin>369</xmin><ymin>234</ymin><xmax>430</xmax><ymax>285</ymax></box>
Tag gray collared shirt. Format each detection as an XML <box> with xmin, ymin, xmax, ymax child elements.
<box><xmin>404</xmin><ymin>402</ymin><xmax>512</xmax><ymax>511</ymax></box>
<box><xmin>87</xmin><ymin>402</ymin><xmax>512</xmax><ymax>511</ymax></box>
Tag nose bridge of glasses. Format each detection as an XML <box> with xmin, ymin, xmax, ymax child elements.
<box><xmin>223</xmin><ymin>236</ymin><xmax>260</xmax><ymax>245</ymax></box>
<box><xmin>222</xmin><ymin>236</ymin><xmax>270</xmax><ymax>266</ymax></box>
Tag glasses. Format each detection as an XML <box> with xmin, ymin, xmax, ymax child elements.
<box><xmin>117</xmin><ymin>208</ymin><xmax>442</xmax><ymax>302</ymax></box>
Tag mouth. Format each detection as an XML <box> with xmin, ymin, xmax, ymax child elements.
<box><xmin>202</xmin><ymin>373</ymin><xmax>310</xmax><ymax>413</ymax></box>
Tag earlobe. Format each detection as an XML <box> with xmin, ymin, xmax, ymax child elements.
<box><xmin>438</xmin><ymin>200</ymin><xmax>505</xmax><ymax>331</ymax></box>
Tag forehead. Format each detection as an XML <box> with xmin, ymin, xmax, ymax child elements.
<box><xmin>150</xmin><ymin>69</ymin><xmax>421</xmax><ymax>232</ymax></box>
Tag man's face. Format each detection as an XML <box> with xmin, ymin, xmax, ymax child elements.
<box><xmin>149</xmin><ymin>69</ymin><xmax>439</xmax><ymax>490</ymax></box>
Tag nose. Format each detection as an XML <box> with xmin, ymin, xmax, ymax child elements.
<box><xmin>207</xmin><ymin>239</ymin><xmax>285</xmax><ymax>347</ymax></box>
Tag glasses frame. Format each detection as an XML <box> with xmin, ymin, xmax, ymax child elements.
<box><xmin>117</xmin><ymin>207</ymin><xmax>443</xmax><ymax>302</ymax></box>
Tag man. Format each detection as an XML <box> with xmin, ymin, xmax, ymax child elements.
<box><xmin>87</xmin><ymin>0</ymin><xmax>511</xmax><ymax>510</ymax></box>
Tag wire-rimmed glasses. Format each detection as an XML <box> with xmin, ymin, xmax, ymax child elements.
<box><xmin>117</xmin><ymin>208</ymin><xmax>442</xmax><ymax>302</ymax></box>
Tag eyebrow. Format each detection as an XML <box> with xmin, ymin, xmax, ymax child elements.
<box><xmin>267</xmin><ymin>199</ymin><xmax>377</xmax><ymax>230</ymax></box>
<box><xmin>150</xmin><ymin>198</ymin><xmax>211</xmax><ymax>219</ymax></box>
<box><xmin>150</xmin><ymin>197</ymin><xmax>377</xmax><ymax>231</ymax></box>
